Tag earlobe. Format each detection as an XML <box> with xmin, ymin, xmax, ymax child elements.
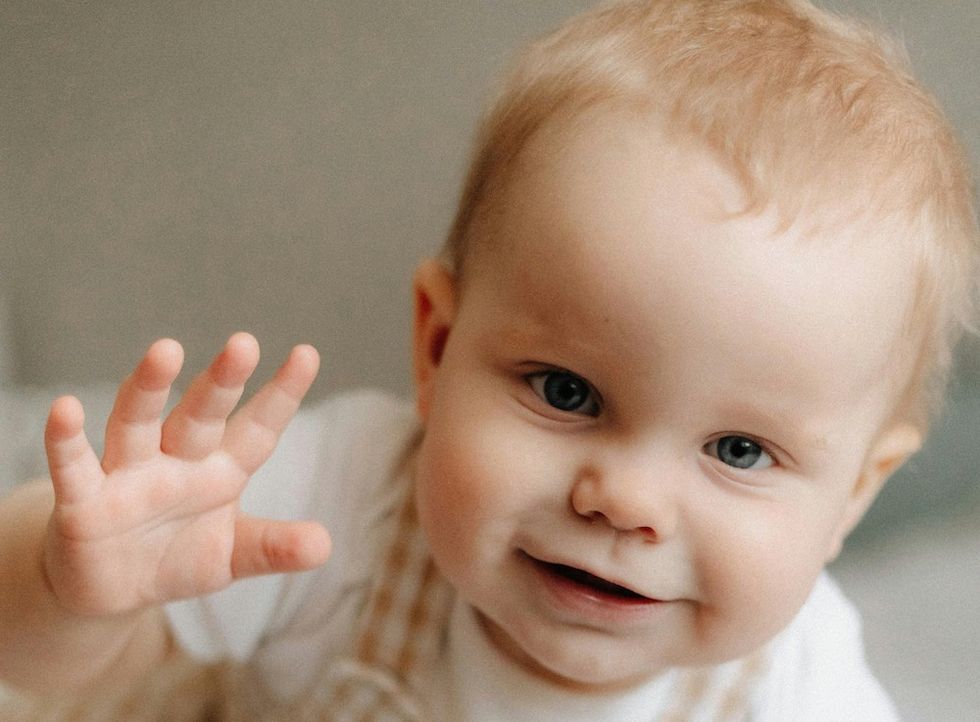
<box><xmin>412</xmin><ymin>259</ymin><xmax>457</xmax><ymax>422</ymax></box>
<box><xmin>825</xmin><ymin>423</ymin><xmax>922</xmax><ymax>561</ymax></box>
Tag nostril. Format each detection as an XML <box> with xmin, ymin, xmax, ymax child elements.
<box><xmin>587</xmin><ymin>511</ymin><xmax>607</xmax><ymax>525</ymax></box>
<box><xmin>637</xmin><ymin>526</ymin><xmax>658</xmax><ymax>542</ymax></box>
<box><xmin>583</xmin><ymin>511</ymin><xmax>657</xmax><ymax>541</ymax></box>
<box><xmin>570</xmin><ymin>473</ymin><xmax>663</xmax><ymax>539</ymax></box>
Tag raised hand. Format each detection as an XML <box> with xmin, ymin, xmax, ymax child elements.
<box><xmin>41</xmin><ymin>333</ymin><xmax>330</xmax><ymax>617</ymax></box>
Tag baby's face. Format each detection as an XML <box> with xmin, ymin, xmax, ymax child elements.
<box><xmin>412</xmin><ymin>109</ymin><xmax>920</xmax><ymax>691</ymax></box>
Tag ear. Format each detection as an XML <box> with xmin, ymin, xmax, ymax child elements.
<box><xmin>825</xmin><ymin>423</ymin><xmax>922</xmax><ymax>561</ymax></box>
<box><xmin>412</xmin><ymin>259</ymin><xmax>457</xmax><ymax>422</ymax></box>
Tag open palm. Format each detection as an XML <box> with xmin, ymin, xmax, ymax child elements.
<box><xmin>41</xmin><ymin>333</ymin><xmax>330</xmax><ymax>617</ymax></box>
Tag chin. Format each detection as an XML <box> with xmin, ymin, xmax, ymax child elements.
<box><xmin>536</xmin><ymin>650</ymin><xmax>659</xmax><ymax>694</ymax></box>
<box><xmin>491</xmin><ymin>616</ymin><xmax>661</xmax><ymax>693</ymax></box>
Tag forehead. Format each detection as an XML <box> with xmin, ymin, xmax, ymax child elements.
<box><xmin>465</xmin><ymin>109</ymin><xmax>916</xmax><ymax>414</ymax></box>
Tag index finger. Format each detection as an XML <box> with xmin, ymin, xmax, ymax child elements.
<box><xmin>222</xmin><ymin>344</ymin><xmax>320</xmax><ymax>475</ymax></box>
<box><xmin>102</xmin><ymin>338</ymin><xmax>184</xmax><ymax>473</ymax></box>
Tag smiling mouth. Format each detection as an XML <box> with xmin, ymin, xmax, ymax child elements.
<box><xmin>531</xmin><ymin>557</ymin><xmax>655</xmax><ymax>602</ymax></box>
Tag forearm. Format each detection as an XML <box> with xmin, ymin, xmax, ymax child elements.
<box><xmin>0</xmin><ymin>481</ymin><xmax>170</xmax><ymax>694</ymax></box>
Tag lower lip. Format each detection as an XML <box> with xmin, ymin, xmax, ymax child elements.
<box><xmin>521</xmin><ymin>552</ymin><xmax>667</xmax><ymax>626</ymax></box>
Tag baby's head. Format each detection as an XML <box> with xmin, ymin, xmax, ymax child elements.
<box><xmin>409</xmin><ymin>0</ymin><xmax>979</xmax><ymax>691</ymax></box>
<box><xmin>442</xmin><ymin>0</ymin><xmax>978</xmax><ymax>430</ymax></box>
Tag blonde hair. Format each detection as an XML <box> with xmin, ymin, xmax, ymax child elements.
<box><xmin>441</xmin><ymin>0</ymin><xmax>979</xmax><ymax>428</ymax></box>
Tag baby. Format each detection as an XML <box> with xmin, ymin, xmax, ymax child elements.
<box><xmin>1</xmin><ymin>1</ymin><xmax>977</xmax><ymax>720</ymax></box>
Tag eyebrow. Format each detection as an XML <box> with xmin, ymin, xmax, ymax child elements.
<box><xmin>489</xmin><ymin>322</ymin><xmax>600</xmax><ymax>363</ymax></box>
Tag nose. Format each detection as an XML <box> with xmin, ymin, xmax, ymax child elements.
<box><xmin>570</xmin><ymin>461</ymin><xmax>678</xmax><ymax>542</ymax></box>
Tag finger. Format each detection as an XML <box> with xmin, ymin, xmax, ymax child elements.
<box><xmin>230</xmin><ymin>514</ymin><xmax>331</xmax><ymax>579</ymax></box>
<box><xmin>161</xmin><ymin>332</ymin><xmax>260</xmax><ymax>460</ymax></box>
<box><xmin>45</xmin><ymin>396</ymin><xmax>104</xmax><ymax>505</ymax></box>
<box><xmin>102</xmin><ymin>338</ymin><xmax>184</xmax><ymax>472</ymax></box>
<box><xmin>222</xmin><ymin>344</ymin><xmax>320</xmax><ymax>475</ymax></box>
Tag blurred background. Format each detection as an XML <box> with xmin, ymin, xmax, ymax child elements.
<box><xmin>1</xmin><ymin>1</ymin><xmax>977</xmax><ymax>718</ymax></box>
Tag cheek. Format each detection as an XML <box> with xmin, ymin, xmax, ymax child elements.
<box><xmin>417</xmin><ymin>409</ymin><xmax>509</xmax><ymax>523</ymax></box>
<box><xmin>414</xmin><ymin>392</ymin><xmax>525</xmax><ymax>568</ymax></box>
<box><xmin>690</xmin><ymin>498</ymin><xmax>840</xmax><ymax>658</ymax></box>
<box><xmin>416</xmin><ymin>369</ymin><xmax>563</xmax><ymax>511</ymax></box>
<box><xmin>414</xmin><ymin>426</ymin><xmax>485</xmax><ymax>571</ymax></box>
<box><xmin>413</xmin><ymin>377</ymin><xmax>572</xmax><ymax>579</ymax></box>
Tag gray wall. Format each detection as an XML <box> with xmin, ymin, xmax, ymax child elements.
<box><xmin>2</xmin><ymin>1</ymin><xmax>978</xmax><ymax>538</ymax></box>
<box><xmin>1</xmin><ymin>1</ymin><xmax>590</xmax><ymax>394</ymax></box>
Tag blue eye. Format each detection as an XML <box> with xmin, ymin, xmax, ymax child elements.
<box><xmin>527</xmin><ymin>371</ymin><xmax>600</xmax><ymax>417</ymax></box>
<box><xmin>706</xmin><ymin>436</ymin><xmax>774</xmax><ymax>470</ymax></box>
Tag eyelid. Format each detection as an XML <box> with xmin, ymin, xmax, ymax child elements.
<box><xmin>522</xmin><ymin>366</ymin><xmax>603</xmax><ymax>417</ymax></box>
<box><xmin>703</xmin><ymin>433</ymin><xmax>781</xmax><ymax>470</ymax></box>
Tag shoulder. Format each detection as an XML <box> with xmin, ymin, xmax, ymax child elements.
<box><xmin>751</xmin><ymin>573</ymin><xmax>900</xmax><ymax>721</ymax></box>
<box><xmin>226</xmin><ymin>387</ymin><xmax>418</xmax><ymax>536</ymax></box>
<box><xmin>248</xmin><ymin>388</ymin><xmax>422</xmax><ymax>699</ymax></box>
<box><xmin>298</xmin><ymin>387</ymin><xmax>419</xmax><ymax>534</ymax></box>
<box><xmin>264</xmin><ymin>387</ymin><xmax>420</xmax><ymax>604</ymax></box>
<box><xmin>164</xmin><ymin>388</ymin><xmax>420</xmax><ymax>665</ymax></box>
<box><xmin>308</xmin><ymin>387</ymin><xmax>419</xmax><ymax>474</ymax></box>
<box><xmin>307</xmin><ymin>386</ymin><xmax>417</xmax><ymax>432</ymax></box>
<box><xmin>297</xmin><ymin>387</ymin><xmax>417</xmax><ymax>462</ymax></box>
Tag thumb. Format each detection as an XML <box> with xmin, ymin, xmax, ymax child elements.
<box><xmin>230</xmin><ymin>514</ymin><xmax>331</xmax><ymax>579</ymax></box>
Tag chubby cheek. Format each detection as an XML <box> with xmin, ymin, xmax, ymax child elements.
<box><xmin>691</xmin><ymin>499</ymin><xmax>839</xmax><ymax>660</ymax></box>
<box><xmin>414</xmin><ymin>429</ymin><xmax>483</xmax><ymax>584</ymax></box>
<box><xmin>414</xmin><ymin>383</ymin><xmax>542</xmax><ymax>591</ymax></box>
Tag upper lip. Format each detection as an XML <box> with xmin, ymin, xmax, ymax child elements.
<box><xmin>521</xmin><ymin>550</ymin><xmax>663</xmax><ymax>601</ymax></box>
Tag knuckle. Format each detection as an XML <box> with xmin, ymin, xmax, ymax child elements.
<box><xmin>262</xmin><ymin>532</ymin><xmax>297</xmax><ymax>571</ymax></box>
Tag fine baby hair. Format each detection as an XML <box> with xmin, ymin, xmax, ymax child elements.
<box><xmin>444</xmin><ymin>0</ymin><xmax>979</xmax><ymax>430</ymax></box>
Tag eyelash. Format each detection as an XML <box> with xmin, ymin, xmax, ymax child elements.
<box><xmin>524</xmin><ymin>368</ymin><xmax>602</xmax><ymax>418</ymax></box>
<box><xmin>703</xmin><ymin>435</ymin><xmax>777</xmax><ymax>471</ymax></box>
<box><xmin>520</xmin><ymin>368</ymin><xmax>781</xmax><ymax>472</ymax></box>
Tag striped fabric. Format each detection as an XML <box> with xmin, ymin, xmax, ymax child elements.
<box><xmin>280</xmin><ymin>480</ymin><xmax>456</xmax><ymax>721</ymax></box>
